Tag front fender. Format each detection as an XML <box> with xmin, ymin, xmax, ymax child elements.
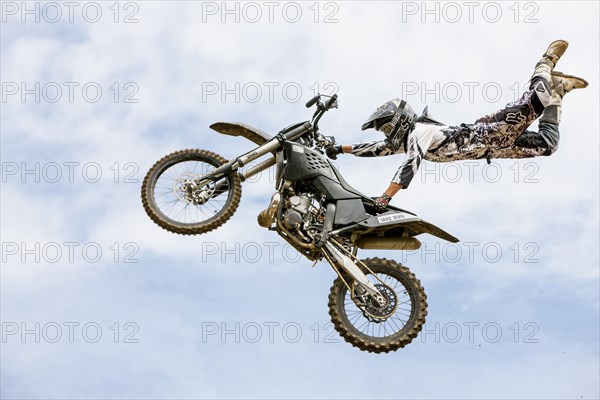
<box><xmin>210</xmin><ymin>122</ymin><xmax>272</xmax><ymax>145</ymax></box>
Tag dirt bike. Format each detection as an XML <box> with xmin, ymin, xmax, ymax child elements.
<box><xmin>141</xmin><ymin>94</ymin><xmax>459</xmax><ymax>353</ymax></box>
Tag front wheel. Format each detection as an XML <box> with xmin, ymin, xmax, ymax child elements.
<box><xmin>141</xmin><ymin>149</ymin><xmax>242</xmax><ymax>235</ymax></box>
<box><xmin>328</xmin><ymin>257</ymin><xmax>427</xmax><ymax>353</ymax></box>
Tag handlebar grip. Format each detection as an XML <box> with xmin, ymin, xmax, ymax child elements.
<box><xmin>305</xmin><ymin>95</ymin><xmax>319</xmax><ymax>108</ymax></box>
<box><xmin>325</xmin><ymin>94</ymin><xmax>338</xmax><ymax>108</ymax></box>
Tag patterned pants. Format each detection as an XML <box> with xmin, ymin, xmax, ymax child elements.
<box><xmin>427</xmin><ymin>74</ymin><xmax>558</xmax><ymax>165</ymax></box>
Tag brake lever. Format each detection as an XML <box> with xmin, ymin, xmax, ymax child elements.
<box><xmin>325</xmin><ymin>94</ymin><xmax>338</xmax><ymax>110</ymax></box>
<box><xmin>315</xmin><ymin>134</ymin><xmax>335</xmax><ymax>149</ymax></box>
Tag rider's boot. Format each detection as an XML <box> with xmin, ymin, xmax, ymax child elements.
<box><xmin>529</xmin><ymin>40</ymin><xmax>569</xmax><ymax>108</ymax></box>
<box><xmin>532</xmin><ymin>70</ymin><xmax>588</xmax><ymax>155</ymax></box>
<box><xmin>551</xmin><ymin>71</ymin><xmax>589</xmax><ymax>97</ymax></box>
<box><xmin>532</xmin><ymin>39</ymin><xmax>568</xmax><ymax>80</ymax></box>
<box><xmin>541</xmin><ymin>40</ymin><xmax>568</xmax><ymax>68</ymax></box>
<box><xmin>540</xmin><ymin>71</ymin><xmax>589</xmax><ymax>125</ymax></box>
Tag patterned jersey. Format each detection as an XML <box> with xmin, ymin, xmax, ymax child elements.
<box><xmin>351</xmin><ymin>116</ymin><xmax>547</xmax><ymax>188</ymax></box>
<box><xmin>350</xmin><ymin>122</ymin><xmax>458</xmax><ymax>188</ymax></box>
<box><xmin>348</xmin><ymin>64</ymin><xmax>563</xmax><ymax>189</ymax></box>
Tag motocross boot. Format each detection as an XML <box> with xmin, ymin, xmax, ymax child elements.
<box><xmin>531</xmin><ymin>39</ymin><xmax>569</xmax><ymax>84</ymax></box>
<box><xmin>551</xmin><ymin>71</ymin><xmax>589</xmax><ymax>97</ymax></box>
<box><xmin>535</xmin><ymin>70</ymin><xmax>588</xmax><ymax>154</ymax></box>
<box><xmin>540</xmin><ymin>71</ymin><xmax>589</xmax><ymax>125</ymax></box>
<box><xmin>541</xmin><ymin>39</ymin><xmax>569</xmax><ymax>69</ymax></box>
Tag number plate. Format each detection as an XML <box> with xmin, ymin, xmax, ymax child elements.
<box><xmin>377</xmin><ymin>213</ymin><xmax>409</xmax><ymax>224</ymax></box>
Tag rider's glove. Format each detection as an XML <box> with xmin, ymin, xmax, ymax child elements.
<box><xmin>325</xmin><ymin>145</ymin><xmax>343</xmax><ymax>160</ymax></box>
<box><xmin>372</xmin><ymin>194</ymin><xmax>391</xmax><ymax>212</ymax></box>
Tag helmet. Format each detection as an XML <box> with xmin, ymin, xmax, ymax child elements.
<box><xmin>361</xmin><ymin>98</ymin><xmax>418</xmax><ymax>151</ymax></box>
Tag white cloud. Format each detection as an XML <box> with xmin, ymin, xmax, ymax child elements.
<box><xmin>2</xmin><ymin>1</ymin><xmax>599</xmax><ymax>399</ymax></box>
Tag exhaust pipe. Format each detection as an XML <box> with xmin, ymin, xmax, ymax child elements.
<box><xmin>356</xmin><ymin>236</ymin><xmax>421</xmax><ymax>250</ymax></box>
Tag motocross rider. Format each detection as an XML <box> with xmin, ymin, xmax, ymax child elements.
<box><xmin>326</xmin><ymin>40</ymin><xmax>588</xmax><ymax>212</ymax></box>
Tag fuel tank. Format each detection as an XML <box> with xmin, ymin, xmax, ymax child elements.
<box><xmin>281</xmin><ymin>141</ymin><xmax>369</xmax><ymax>225</ymax></box>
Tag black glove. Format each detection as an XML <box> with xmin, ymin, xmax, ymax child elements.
<box><xmin>325</xmin><ymin>145</ymin><xmax>343</xmax><ymax>160</ymax></box>
<box><xmin>372</xmin><ymin>194</ymin><xmax>391</xmax><ymax>212</ymax></box>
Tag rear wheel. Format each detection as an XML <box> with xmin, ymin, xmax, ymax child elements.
<box><xmin>328</xmin><ymin>257</ymin><xmax>427</xmax><ymax>353</ymax></box>
<box><xmin>141</xmin><ymin>149</ymin><xmax>241</xmax><ymax>235</ymax></box>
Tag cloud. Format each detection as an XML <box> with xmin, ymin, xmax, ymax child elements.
<box><xmin>2</xmin><ymin>2</ymin><xmax>599</xmax><ymax>399</ymax></box>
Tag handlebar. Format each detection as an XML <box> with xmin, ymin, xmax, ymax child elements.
<box><xmin>308</xmin><ymin>93</ymin><xmax>338</xmax><ymax>135</ymax></box>
<box><xmin>306</xmin><ymin>93</ymin><xmax>338</xmax><ymax>111</ymax></box>
<box><xmin>305</xmin><ymin>95</ymin><xmax>319</xmax><ymax>108</ymax></box>
<box><xmin>325</xmin><ymin>93</ymin><xmax>338</xmax><ymax>109</ymax></box>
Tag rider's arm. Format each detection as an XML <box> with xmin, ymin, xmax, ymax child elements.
<box><xmin>384</xmin><ymin>182</ymin><xmax>403</xmax><ymax>196</ymax></box>
<box><xmin>343</xmin><ymin>141</ymin><xmax>394</xmax><ymax>157</ymax></box>
<box><xmin>390</xmin><ymin>128</ymin><xmax>436</xmax><ymax>189</ymax></box>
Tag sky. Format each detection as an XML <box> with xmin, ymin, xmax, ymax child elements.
<box><xmin>1</xmin><ymin>1</ymin><xmax>599</xmax><ymax>399</ymax></box>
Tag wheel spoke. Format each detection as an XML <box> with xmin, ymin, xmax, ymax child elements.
<box><xmin>152</xmin><ymin>159</ymin><xmax>233</xmax><ymax>225</ymax></box>
<box><xmin>339</xmin><ymin>267</ymin><xmax>419</xmax><ymax>340</ymax></box>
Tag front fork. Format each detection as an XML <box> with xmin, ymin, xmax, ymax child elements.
<box><xmin>195</xmin><ymin>139</ymin><xmax>281</xmax><ymax>185</ymax></box>
<box><xmin>196</xmin><ymin>122</ymin><xmax>311</xmax><ymax>187</ymax></box>
<box><xmin>188</xmin><ymin>139</ymin><xmax>281</xmax><ymax>202</ymax></box>
<box><xmin>322</xmin><ymin>241</ymin><xmax>386</xmax><ymax>307</ymax></box>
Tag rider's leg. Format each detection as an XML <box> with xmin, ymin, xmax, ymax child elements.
<box><xmin>475</xmin><ymin>40</ymin><xmax>568</xmax><ymax>127</ymax></box>
<box><xmin>470</xmin><ymin>40</ymin><xmax>575</xmax><ymax>159</ymax></box>
<box><xmin>529</xmin><ymin>39</ymin><xmax>569</xmax><ymax>99</ymax></box>
<box><xmin>514</xmin><ymin>71</ymin><xmax>588</xmax><ymax>155</ymax></box>
<box><xmin>512</xmin><ymin>54</ymin><xmax>560</xmax><ymax>156</ymax></box>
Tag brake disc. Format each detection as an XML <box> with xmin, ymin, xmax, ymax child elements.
<box><xmin>361</xmin><ymin>283</ymin><xmax>398</xmax><ymax>322</ymax></box>
<box><xmin>174</xmin><ymin>174</ymin><xmax>215</xmax><ymax>205</ymax></box>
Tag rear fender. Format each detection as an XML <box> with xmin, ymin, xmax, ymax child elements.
<box><xmin>358</xmin><ymin>211</ymin><xmax>459</xmax><ymax>243</ymax></box>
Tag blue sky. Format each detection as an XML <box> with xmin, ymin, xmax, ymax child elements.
<box><xmin>1</xmin><ymin>1</ymin><xmax>599</xmax><ymax>399</ymax></box>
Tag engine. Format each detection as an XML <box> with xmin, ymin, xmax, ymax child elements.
<box><xmin>278</xmin><ymin>189</ymin><xmax>328</xmax><ymax>248</ymax></box>
<box><xmin>274</xmin><ymin>184</ymin><xmax>354</xmax><ymax>259</ymax></box>
<box><xmin>282</xmin><ymin>195</ymin><xmax>312</xmax><ymax>230</ymax></box>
